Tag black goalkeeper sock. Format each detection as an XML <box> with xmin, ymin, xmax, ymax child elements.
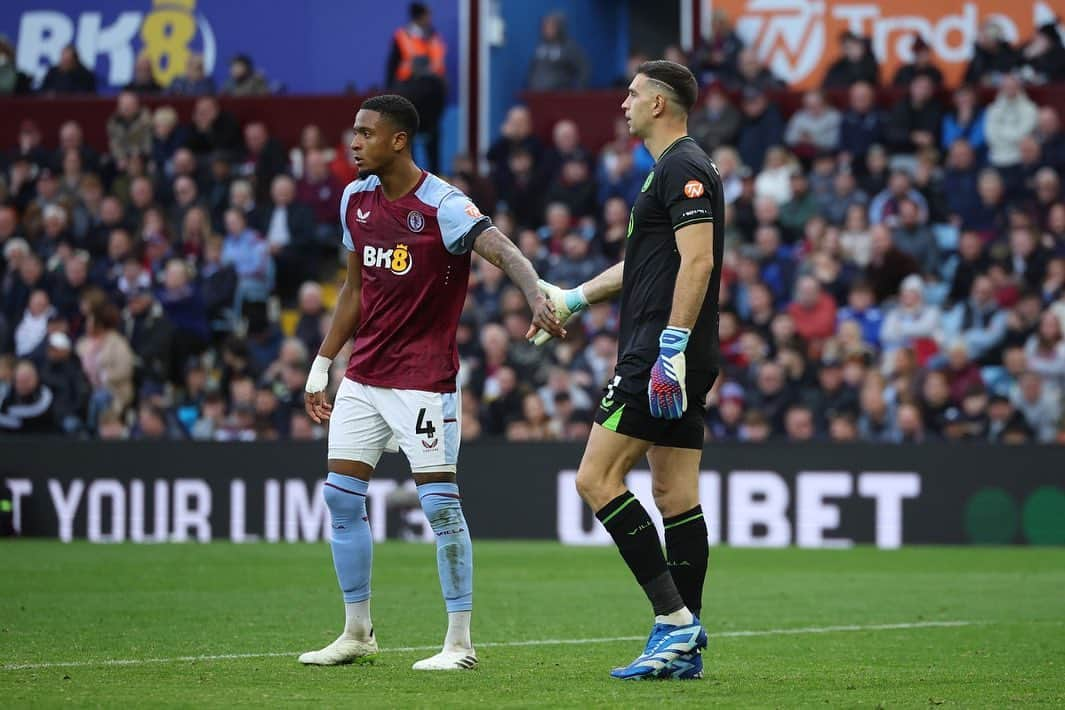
<box><xmin>596</xmin><ymin>491</ymin><xmax>684</xmax><ymax>616</ymax></box>
<box><xmin>664</xmin><ymin>505</ymin><xmax>709</xmax><ymax>619</ymax></box>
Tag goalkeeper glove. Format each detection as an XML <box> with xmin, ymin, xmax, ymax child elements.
<box><xmin>530</xmin><ymin>279</ymin><xmax>588</xmax><ymax>345</ymax></box>
<box><xmin>305</xmin><ymin>355</ymin><xmax>332</xmax><ymax>394</ymax></box>
<box><xmin>648</xmin><ymin>326</ymin><xmax>690</xmax><ymax>419</ymax></box>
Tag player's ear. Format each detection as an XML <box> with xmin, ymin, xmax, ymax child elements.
<box><xmin>393</xmin><ymin>129</ymin><xmax>410</xmax><ymax>154</ymax></box>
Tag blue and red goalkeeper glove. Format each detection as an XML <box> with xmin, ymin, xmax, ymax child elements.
<box><xmin>648</xmin><ymin>326</ymin><xmax>690</xmax><ymax>419</ymax></box>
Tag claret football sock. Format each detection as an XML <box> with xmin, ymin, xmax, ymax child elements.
<box><xmin>664</xmin><ymin>505</ymin><xmax>709</xmax><ymax>619</ymax></box>
<box><xmin>323</xmin><ymin>472</ymin><xmax>373</xmax><ymax>639</ymax></box>
<box><xmin>596</xmin><ymin>491</ymin><xmax>686</xmax><ymax>618</ymax></box>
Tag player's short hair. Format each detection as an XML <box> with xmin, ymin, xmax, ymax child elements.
<box><xmin>637</xmin><ymin>60</ymin><xmax>698</xmax><ymax>115</ymax></box>
<box><xmin>361</xmin><ymin>94</ymin><xmax>420</xmax><ymax>141</ymax></box>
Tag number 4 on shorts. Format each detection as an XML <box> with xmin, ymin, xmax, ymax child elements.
<box><xmin>416</xmin><ymin>408</ymin><xmax>436</xmax><ymax>439</ymax></box>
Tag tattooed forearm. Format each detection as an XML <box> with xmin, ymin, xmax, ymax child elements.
<box><xmin>473</xmin><ymin>226</ymin><xmax>540</xmax><ymax>301</ymax></box>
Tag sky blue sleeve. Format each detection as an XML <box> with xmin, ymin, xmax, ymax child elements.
<box><xmin>437</xmin><ymin>191</ymin><xmax>491</xmax><ymax>255</ymax></box>
<box><xmin>340</xmin><ymin>185</ymin><xmax>355</xmax><ymax>252</ymax></box>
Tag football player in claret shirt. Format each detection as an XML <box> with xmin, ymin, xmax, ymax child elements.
<box><xmin>531</xmin><ymin>61</ymin><xmax>724</xmax><ymax>680</ymax></box>
<box><xmin>299</xmin><ymin>95</ymin><xmax>563</xmax><ymax>671</ymax></box>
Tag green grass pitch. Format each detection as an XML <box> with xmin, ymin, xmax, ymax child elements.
<box><xmin>2</xmin><ymin>542</ymin><xmax>1063</xmax><ymax>707</ymax></box>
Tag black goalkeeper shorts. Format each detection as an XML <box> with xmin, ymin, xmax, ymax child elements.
<box><xmin>592</xmin><ymin>373</ymin><xmax>713</xmax><ymax>450</ymax></box>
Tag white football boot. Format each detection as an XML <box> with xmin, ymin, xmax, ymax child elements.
<box><xmin>411</xmin><ymin>648</ymin><xmax>478</xmax><ymax>671</ymax></box>
<box><xmin>298</xmin><ymin>632</ymin><xmax>378</xmax><ymax>665</ymax></box>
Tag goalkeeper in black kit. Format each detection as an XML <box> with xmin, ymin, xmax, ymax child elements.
<box><xmin>529</xmin><ymin>60</ymin><xmax>724</xmax><ymax>680</ymax></box>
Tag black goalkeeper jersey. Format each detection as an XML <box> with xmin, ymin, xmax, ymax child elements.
<box><xmin>615</xmin><ymin>135</ymin><xmax>724</xmax><ymax>402</ymax></box>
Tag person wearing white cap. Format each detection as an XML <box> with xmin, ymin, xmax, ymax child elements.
<box><xmin>880</xmin><ymin>274</ymin><xmax>941</xmax><ymax>372</ymax></box>
<box><xmin>40</xmin><ymin>330</ymin><xmax>90</xmax><ymax>433</ymax></box>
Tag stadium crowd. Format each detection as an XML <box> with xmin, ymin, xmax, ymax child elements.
<box><xmin>1</xmin><ymin>16</ymin><xmax>1064</xmax><ymax>444</ymax></box>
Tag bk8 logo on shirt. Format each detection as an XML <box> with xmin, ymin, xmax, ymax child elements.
<box><xmin>363</xmin><ymin>244</ymin><xmax>413</xmax><ymax>275</ymax></box>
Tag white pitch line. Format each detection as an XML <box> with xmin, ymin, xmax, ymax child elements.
<box><xmin>2</xmin><ymin>620</ymin><xmax>974</xmax><ymax>672</ymax></box>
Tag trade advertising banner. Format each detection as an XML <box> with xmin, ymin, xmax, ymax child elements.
<box><xmin>707</xmin><ymin>0</ymin><xmax>1064</xmax><ymax>89</ymax></box>
<box><xmin>3</xmin><ymin>439</ymin><xmax>1063</xmax><ymax>546</ymax></box>
<box><xmin>1</xmin><ymin>0</ymin><xmax>460</xmax><ymax>94</ymax></box>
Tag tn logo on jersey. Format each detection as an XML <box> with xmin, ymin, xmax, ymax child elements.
<box><xmin>363</xmin><ymin>244</ymin><xmax>413</xmax><ymax>275</ymax></box>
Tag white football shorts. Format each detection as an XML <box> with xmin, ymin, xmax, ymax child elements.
<box><xmin>327</xmin><ymin>378</ymin><xmax>461</xmax><ymax>473</ymax></box>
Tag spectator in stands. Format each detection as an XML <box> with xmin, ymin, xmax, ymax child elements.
<box><xmin>838</xmin><ymin>82</ymin><xmax>884</xmax><ymax>167</ymax></box>
<box><xmin>893</xmin><ymin>36</ymin><xmax>944</xmax><ymax>89</ymax></box>
<box><xmin>755</xmin><ymin>146</ymin><xmax>797</xmax><ymax>206</ymax></box>
<box><xmin>837</xmin><ymin>280</ymin><xmax>883</xmax><ymax>348</ymax></box>
<box><xmin>487</xmin><ymin>106</ymin><xmax>543</xmax><ymax>181</ymax></box>
<box><xmin>38</xmin><ymin>331</ymin><xmax>89</xmax><ymax>432</ymax></box>
<box><xmin>882</xmin><ymin>274</ymin><xmax>940</xmax><ymax>358</ymax></box>
<box><xmin>288</xmin><ymin>125</ymin><xmax>331</xmax><ymax>180</ymax></box>
<box><xmin>168</xmin><ymin>52</ymin><xmax>215</xmax><ymax>96</ymax></box>
<box><xmin>294</xmin><ymin>281</ymin><xmax>327</xmax><ymax>358</ymax></box>
<box><xmin>150</xmin><ymin>106</ymin><xmax>186</xmax><ymax>178</ymax></box>
<box><xmin>106</xmin><ymin>91</ymin><xmax>152</xmax><ymax>171</ymax></box>
<box><xmin>948</xmin><ymin>230</ymin><xmax>991</xmax><ymax>304</ymax></box>
<box><xmin>962</xmin><ymin>168</ymin><xmax>1009</xmax><ymax>236</ymax></box>
<box><xmin>157</xmin><ymin>259</ymin><xmax>208</xmax><ymax>375</ymax></box>
<box><xmin>755</xmin><ymin>225</ymin><xmax>796</xmax><ymax>306</ymax></box>
<box><xmin>689</xmin><ymin>83</ymin><xmax>741</xmax><ymax>155</ymax></box>
<box><xmin>542</xmin><ymin>120</ymin><xmax>592</xmax><ymax>181</ymax></box>
<box><xmin>1035</xmin><ymin>107</ymin><xmax>1065</xmax><ymax>172</ymax></box>
<box><xmin>123</xmin><ymin>285</ymin><xmax>174</xmax><ymax>386</ymax></box>
<box><xmin>55</xmin><ymin>121</ymin><xmax>101</xmax><ymax>175</ymax></box>
<box><xmin>526</xmin><ymin>12</ymin><xmax>588</xmax><ymax>90</ymax></box>
<box><xmin>942</xmin><ymin>140</ymin><xmax>981</xmax><ymax>225</ymax></box>
<box><xmin>783</xmin><ymin>404</ymin><xmax>817</xmax><ymax>442</ymax></box>
<box><xmin>14</xmin><ymin>289</ymin><xmax>52</xmax><ymax>357</ymax></box>
<box><xmin>886</xmin><ymin>75</ymin><xmax>942</xmax><ymax>154</ymax></box>
<box><xmin>1012</xmin><ymin>371</ymin><xmax>1060</xmax><ymax>442</ymax></box>
<box><xmin>200</xmin><ymin>236</ymin><xmax>237</xmax><ymax>325</ymax></box>
<box><xmin>222</xmin><ymin>54</ymin><xmax>270</xmax><ymax>96</ymax></box>
<box><xmin>239</xmin><ymin>122</ymin><xmax>286</xmax><ymax>204</ymax></box>
<box><xmin>691</xmin><ymin>9</ymin><xmax>743</xmax><ymax>84</ymax></box>
<box><xmin>781</xmin><ymin>172</ymin><xmax>820</xmax><ymax>238</ymax></box>
<box><xmin>40</xmin><ymin>44</ymin><xmax>96</xmax><ymax>94</ymax></box>
<box><xmin>941</xmin><ymin>84</ymin><xmax>986</xmax><ymax>157</ymax></box>
<box><xmin>890</xmin><ymin>198</ymin><xmax>938</xmax><ymax>275</ymax></box>
<box><xmin>788</xmin><ymin>275</ymin><xmax>836</xmax><ymax>350</ymax></box>
<box><xmin>0</xmin><ymin>359</ymin><xmax>57</xmax><ymax>433</ymax></box>
<box><xmin>986</xmin><ymin>74</ymin><xmax>1039</xmax><ymax>169</ymax></box>
<box><xmin>547</xmin><ymin>232</ymin><xmax>605</xmax><ymax>289</ymax></box>
<box><xmin>1025</xmin><ymin>311</ymin><xmax>1065</xmax><ymax>392</ymax></box>
<box><xmin>126</xmin><ymin>52</ymin><xmax>161</xmax><ymax>94</ymax></box>
<box><xmin>596</xmin><ymin>146</ymin><xmax>642</xmax><ymax>210</ymax></box>
<box><xmin>943</xmin><ymin>275</ymin><xmax>1008</xmax><ymax>363</ymax></box>
<box><xmin>227</xmin><ymin>179</ymin><xmax>264</xmax><ymax>231</ymax></box>
<box><xmin>747</xmin><ymin>361</ymin><xmax>794</xmax><ymax>435</ymax></box>
<box><xmin>264</xmin><ymin>174</ymin><xmax>315</xmax><ymax>299</ymax></box>
<box><xmin>221</xmin><ymin>208</ymin><xmax>273</xmax><ymax>307</ymax></box>
<box><xmin>823</xmin><ymin>31</ymin><xmax>879</xmax><ymax>88</ymax></box>
<box><xmin>497</xmin><ymin>147</ymin><xmax>545</xmax><ymax>229</ymax></box>
<box><xmin>77</xmin><ymin>296</ymin><xmax>134</xmax><ymax>421</ymax></box>
<box><xmin>785</xmin><ymin>89</ymin><xmax>841</xmax><ymax>156</ymax></box>
<box><xmin>822</xmin><ymin>169</ymin><xmax>868</xmax><ymax>228</ymax></box>
<box><xmin>0</xmin><ymin>35</ymin><xmax>32</xmax><ymax>95</ymax></box>
<box><xmin>737</xmin><ymin>87</ymin><xmax>786</xmax><ymax>176</ymax></box>
<box><xmin>296</xmin><ymin>149</ymin><xmax>343</xmax><ymax>246</ymax></box>
<box><xmin>728</xmin><ymin>48</ymin><xmax>785</xmax><ymax>93</ymax></box>
<box><xmin>185</xmin><ymin>97</ymin><xmax>242</xmax><ymax>157</ymax></box>
<box><xmin>1018</xmin><ymin>22</ymin><xmax>1065</xmax><ymax>84</ymax></box>
<box><xmin>965</xmin><ymin>20</ymin><xmax>1019</xmax><ymax>87</ymax></box>
<box><xmin>1007</xmin><ymin>225</ymin><xmax>1049</xmax><ymax>290</ymax></box>
<box><xmin>546</xmin><ymin>159</ymin><xmax>596</xmax><ymax>219</ymax></box>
